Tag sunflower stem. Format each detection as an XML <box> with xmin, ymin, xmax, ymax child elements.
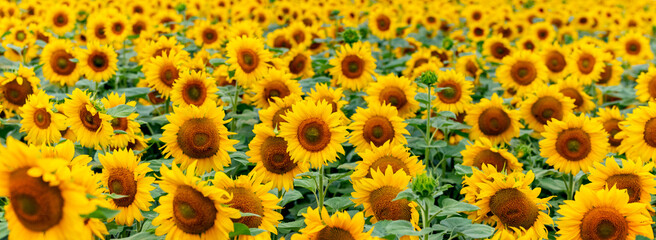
<box><xmin>165</xmin><ymin>98</ymin><xmax>170</xmax><ymax>114</ymax></box>
<box><xmin>230</xmin><ymin>85</ymin><xmax>241</xmax><ymax>132</ymax></box>
<box><xmin>317</xmin><ymin>166</ymin><xmax>325</xmax><ymax>209</ymax></box>
<box><xmin>422</xmin><ymin>199</ymin><xmax>430</xmax><ymax>240</ymax></box>
<box><xmin>424</xmin><ymin>84</ymin><xmax>432</xmax><ymax>167</ymax></box>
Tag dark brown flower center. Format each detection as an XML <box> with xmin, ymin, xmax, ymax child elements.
<box><xmin>560</xmin><ymin>88</ymin><xmax>583</xmax><ymax>108</ymax></box>
<box><xmin>437</xmin><ymin>82</ymin><xmax>462</xmax><ymax>104</ymax></box>
<box><xmin>379</xmin><ymin>87</ymin><xmax>407</xmax><ymax>109</ymax></box>
<box><xmin>260</xmin><ymin>136</ymin><xmax>296</xmax><ymax>174</ymax></box>
<box><xmin>159</xmin><ymin>64</ymin><xmax>179</xmax><ymax>87</ymax></box>
<box><xmin>545</xmin><ymin>50</ymin><xmax>566</xmax><ymax>73</ymax></box>
<box><xmin>10</xmin><ymin>168</ymin><xmax>64</xmax><ymax>232</ymax></box>
<box><xmin>274</xmin><ymin>36</ymin><xmax>292</xmax><ymax>49</ymax></box>
<box><xmin>376</xmin><ymin>15</ymin><xmax>391</xmax><ymax>31</ymax></box>
<box><xmin>176</xmin><ymin>118</ymin><xmax>220</xmax><ymax>159</ymax></box>
<box><xmin>478</xmin><ymin>108</ymin><xmax>511</xmax><ymax>136</ymax></box>
<box><xmin>606</xmin><ymin>174</ymin><xmax>642</xmax><ymax>203</ymax></box>
<box><xmin>473</xmin><ymin>149</ymin><xmax>508</xmax><ymax>170</ymax></box>
<box><xmin>237</xmin><ymin>49</ymin><xmax>259</xmax><ymax>73</ymax></box>
<box><xmin>490</xmin><ymin>42</ymin><xmax>510</xmax><ymax>60</ymax></box>
<box><xmin>33</xmin><ymin>108</ymin><xmax>51</xmax><ymax>129</ymax></box>
<box><xmin>111</xmin><ymin>117</ymin><xmax>128</xmax><ymax>131</ymax></box>
<box><xmin>173</xmin><ymin>185</ymin><xmax>218</xmax><ymax>234</ymax></box>
<box><xmin>289</xmin><ymin>54</ymin><xmax>307</xmax><ymax>74</ymax></box>
<box><xmin>510</xmin><ymin>61</ymin><xmax>537</xmax><ymax>85</ymax></box>
<box><xmin>362</xmin><ymin>116</ymin><xmax>395</xmax><ymax>147</ymax></box>
<box><xmin>647</xmin><ymin>77</ymin><xmax>656</xmax><ymax>98</ymax></box>
<box><xmin>465</xmin><ymin>60</ymin><xmax>478</xmax><ymax>77</ymax></box>
<box><xmin>292</xmin><ymin>30</ymin><xmax>305</xmax><ymax>44</ymax></box>
<box><xmin>577</xmin><ymin>53</ymin><xmax>595</xmax><ymax>74</ymax></box>
<box><xmin>369</xmin><ymin>186</ymin><xmax>412</xmax><ymax>221</ymax></box>
<box><xmin>555</xmin><ymin>128</ymin><xmax>591</xmax><ymax>161</ymax></box>
<box><xmin>54</xmin><ymin>13</ymin><xmax>68</xmax><ymax>27</ymax></box>
<box><xmin>88</xmin><ymin>51</ymin><xmax>109</xmax><ymax>72</ymax></box>
<box><xmin>341</xmin><ymin>55</ymin><xmax>364</xmax><ymax>78</ymax></box>
<box><xmin>297</xmin><ymin>118</ymin><xmax>331</xmax><ymax>151</ymax></box>
<box><xmin>227</xmin><ymin>187</ymin><xmax>264</xmax><ymax>228</ymax></box>
<box><xmin>625</xmin><ymin>40</ymin><xmax>641</xmax><ymax>55</ymax></box>
<box><xmin>3</xmin><ymin>79</ymin><xmax>33</xmax><ymax>106</ymax></box>
<box><xmin>643</xmin><ymin>118</ymin><xmax>656</xmax><ymax>147</ymax></box>
<box><xmin>264</xmin><ymin>81</ymin><xmax>291</xmax><ymax>103</ymax></box>
<box><xmin>531</xmin><ymin>96</ymin><xmax>564</xmax><ymax>125</ymax></box>
<box><xmin>271</xmin><ymin>107</ymin><xmax>291</xmax><ymax>129</ymax></box>
<box><xmin>108</xmin><ymin>167</ymin><xmax>137</xmax><ymax>207</ymax></box>
<box><xmin>202</xmin><ymin>28</ymin><xmax>218</xmax><ymax>44</ymax></box>
<box><xmin>79</xmin><ymin>107</ymin><xmax>102</xmax><ymax>131</ymax></box>
<box><xmin>602</xmin><ymin>119</ymin><xmax>622</xmax><ymax>147</ymax></box>
<box><xmin>366</xmin><ymin>156</ymin><xmax>408</xmax><ymax>178</ymax></box>
<box><xmin>181</xmin><ymin>81</ymin><xmax>207</xmax><ymax>106</ymax></box>
<box><xmin>580</xmin><ymin>207</ymin><xmax>628</xmax><ymax>240</ymax></box>
<box><xmin>50</xmin><ymin>49</ymin><xmax>76</xmax><ymax>75</ymax></box>
<box><xmin>317</xmin><ymin>227</ymin><xmax>355</xmax><ymax>240</ymax></box>
<box><xmin>489</xmin><ymin>188</ymin><xmax>539</xmax><ymax>230</ymax></box>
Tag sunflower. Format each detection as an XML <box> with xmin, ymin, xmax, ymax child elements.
<box><xmin>615</xmin><ymin>101</ymin><xmax>656</xmax><ymax>161</ymax></box>
<box><xmin>68</xmin><ymin>163</ymin><xmax>110</xmax><ymax>240</ymax></box>
<box><xmin>519</xmin><ymin>85</ymin><xmax>576</xmax><ymax>132</ymax></box>
<box><xmin>77</xmin><ymin>41</ymin><xmax>118</xmax><ymax>82</ymax></box>
<box><xmin>461</xmin><ymin>164</ymin><xmax>506</xmax><ymax>225</ymax></box>
<box><xmin>226</xmin><ymin>36</ymin><xmax>272</xmax><ymax>87</ymax></box>
<box><xmin>290</xmin><ymin>207</ymin><xmax>373</xmax><ymax>240</ymax></box>
<box><xmin>161</xmin><ymin>104</ymin><xmax>238</xmax><ymax>175</ymax></box>
<box><xmin>465</xmin><ymin>93</ymin><xmax>521</xmax><ymax>145</ymax></box>
<box><xmin>107</xmin><ymin>13</ymin><xmax>129</xmax><ymax>43</ymax></box>
<box><xmin>351</xmin><ymin>141</ymin><xmax>424</xmax><ymax>182</ymax></box>
<box><xmin>474</xmin><ymin>171</ymin><xmax>553</xmax><ymax>239</ymax></box>
<box><xmin>567</xmin><ymin>43</ymin><xmax>607</xmax><ymax>85</ymax></box>
<box><xmin>456</xmin><ymin>54</ymin><xmax>487</xmax><ymax>80</ymax></box>
<box><xmin>246</xmin><ymin>124</ymin><xmax>309</xmax><ymax>191</ymax></box>
<box><xmin>279</xmin><ymin>48</ymin><xmax>314</xmax><ymax>79</ymax></box>
<box><xmin>101</xmin><ymin>93</ymin><xmax>141</xmax><ymax>149</ymax></box>
<box><xmin>365</xmin><ymin>74</ymin><xmax>419</xmax><ymax>119</ymax></box>
<box><xmin>0</xmin><ymin>65</ymin><xmax>39</xmax><ymax>113</ymax></box>
<box><xmin>539</xmin><ymin>113</ymin><xmax>609</xmax><ymax>174</ymax></box>
<box><xmin>617</xmin><ymin>31</ymin><xmax>654</xmax><ymax>66</ymax></box>
<box><xmin>99</xmin><ymin>149</ymin><xmax>155</xmax><ymax>226</ymax></box>
<box><xmin>368</xmin><ymin>7</ymin><xmax>396</xmax><ymax>40</ymax></box>
<box><xmin>251</xmin><ymin>68</ymin><xmax>302</xmax><ymax>109</ymax></box>
<box><xmin>402</xmin><ymin>48</ymin><xmax>434</xmax><ymax>77</ymax></box>
<box><xmin>555</xmin><ymin>77</ymin><xmax>595</xmax><ymax>113</ymax></box>
<box><xmin>286</xmin><ymin>22</ymin><xmax>312</xmax><ymax>48</ymax></box>
<box><xmin>19</xmin><ymin>90</ymin><xmax>66</xmax><ymax>146</ymax></box>
<box><xmin>213</xmin><ymin>174</ymin><xmax>282</xmax><ymax>239</ymax></box>
<box><xmin>47</xmin><ymin>5</ymin><xmax>75</xmax><ymax>36</ymax></box>
<box><xmin>139</xmin><ymin>36</ymin><xmax>188</xmax><ymax>65</ymax></box>
<box><xmin>259</xmin><ymin>95</ymin><xmax>302</xmax><ymax>130</ymax></box>
<box><xmin>0</xmin><ymin>138</ymin><xmax>91</xmax><ymax>240</ymax></box>
<box><xmin>351</xmin><ymin>167</ymin><xmax>420</xmax><ymax>230</ymax></box>
<box><xmin>529</xmin><ymin>21</ymin><xmax>555</xmax><ymax>44</ymax></box>
<box><xmin>193</xmin><ymin>20</ymin><xmax>223</xmax><ymax>49</ymax></box>
<box><xmin>62</xmin><ymin>89</ymin><xmax>114</xmax><ymax>149</ymax></box>
<box><xmin>266</xmin><ymin>28</ymin><xmax>292</xmax><ymax>49</ymax></box>
<box><xmin>588</xmin><ymin>157</ymin><xmax>656</xmax><ymax>207</ymax></box>
<box><xmin>595</xmin><ymin>107</ymin><xmax>625</xmax><ymax>152</ymax></box>
<box><xmin>129</xmin><ymin>15</ymin><xmax>149</xmax><ymax>36</ymax></box>
<box><xmin>496</xmin><ymin>50</ymin><xmax>548</xmax><ymax>97</ymax></box>
<box><xmin>540</xmin><ymin>43</ymin><xmax>570</xmax><ymax>80</ymax></box>
<box><xmin>635</xmin><ymin>65</ymin><xmax>656</xmax><ymax>102</ymax></box>
<box><xmin>152</xmin><ymin>163</ymin><xmax>240</xmax><ymax>240</ymax></box>
<box><xmin>144</xmin><ymin>51</ymin><xmax>185</xmax><ymax>98</ymax></box>
<box><xmin>482</xmin><ymin>35</ymin><xmax>512</xmax><ymax>63</ymax></box>
<box><xmin>556</xmin><ymin>186</ymin><xmax>654</xmax><ymax>240</ymax></box>
<box><xmin>328</xmin><ymin>42</ymin><xmax>377</xmax><ymax>91</ymax></box>
<box><xmin>468</xmin><ymin>23</ymin><xmax>489</xmax><ymax>42</ymax></box>
<box><xmin>41</xmin><ymin>39</ymin><xmax>81</xmax><ymax>87</ymax></box>
<box><xmin>348</xmin><ymin>103</ymin><xmax>409</xmax><ymax>153</ymax></box>
<box><xmin>461</xmin><ymin>137</ymin><xmax>523</xmax><ymax>171</ymax></box>
<box><xmin>433</xmin><ymin>69</ymin><xmax>473</xmax><ymax>114</ymax></box>
<box><xmin>596</xmin><ymin>59</ymin><xmax>623</xmax><ymax>86</ymax></box>
<box><xmin>86</xmin><ymin>13</ymin><xmax>111</xmax><ymax>45</ymax></box>
<box><xmin>170</xmin><ymin>70</ymin><xmax>218</xmax><ymax>108</ymax></box>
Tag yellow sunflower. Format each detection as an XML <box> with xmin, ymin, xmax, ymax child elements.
<box><xmin>519</xmin><ymin>85</ymin><xmax>576</xmax><ymax>132</ymax></box>
<box><xmin>461</xmin><ymin>164</ymin><xmax>506</xmax><ymax>225</ymax></box>
<box><xmin>290</xmin><ymin>207</ymin><xmax>373</xmax><ymax>240</ymax></box>
<box><xmin>616</xmin><ymin>101</ymin><xmax>656</xmax><ymax>161</ymax></box>
<box><xmin>368</xmin><ymin>7</ymin><xmax>397</xmax><ymax>40</ymax></box>
<box><xmin>351</xmin><ymin>167</ymin><xmax>421</xmax><ymax>229</ymax></box>
<box><xmin>259</xmin><ymin>95</ymin><xmax>302</xmax><ymax>130</ymax></box>
<box><xmin>482</xmin><ymin>35</ymin><xmax>512</xmax><ymax>63</ymax></box>
<box><xmin>328</xmin><ymin>42</ymin><xmax>377</xmax><ymax>91</ymax></box>
<box><xmin>251</xmin><ymin>67</ymin><xmax>302</xmax><ymax>109</ymax></box>
<box><xmin>567</xmin><ymin>43</ymin><xmax>607</xmax><ymax>85</ymax></box>
<box><xmin>539</xmin><ymin>113</ymin><xmax>609</xmax><ymax>174</ymax></box>
<box><xmin>365</xmin><ymin>74</ymin><xmax>420</xmax><ymax>119</ymax></box>
<box><xmin>62</xmin><ymin>89</ymin><xmax>114</xmax><ymax>149</ymax></box>
<box><xmin>246</xmin><ymin>124</ymin><xmax>309</xmax><ymax>191</ymax></box>
<box><xmin>588</xmin><ymin>157</ymin><xmax>656</xmax><ymax>207</ymax></box>
<box><xmin>455</xmin><ymin>54</ymin><xmax>487</xmax><ymax>81</ymax></box>
<box><xmin>143</xmin><ymin>51</ymin><xmax>185</xmax><ymax>98</ymax></box>
<box><xmin>193</xmin><ymin>20</ymin><xmax>223</xmax><ymax>49</ymax></box>
<box><xmin>595</xmin><ymin>106</ymin><xmax>625</xmax><ymax>152</ymax></box>
<box><xmin>433</xmin><ymin>69</ymin><xmax>474</xmax><ymax>114</ymax></box>
<box><xmin>266</xmin><ymin>28</ymin><xmax>292</xmax><ymax>49</ymax></box>
<box><xmin>496</xmin><ymin>50</ymin><xmax>548</xmax><ymax>97</ymax></box>
<box><xmin>402</xmin><ymin>47</ymin><xmax>434</xmax><ymax>77</ymax></box>
<box><xmin>465</xmin><ymin>93</ymin><xmax>521</xmax><ymax>145</ymax></box>
<box><xmin>348</xmin><ymin>103</ymin><xmax>409</xmax><ymax>153</ymax></box>
<box><xmin>617</xmin><ymin>31</ymin><xmax>654</xmax><ymax>66</ymax></box>
<box><xmin>170</xmin><ymin>70</ymin><xmax>218</xmax><ymax>108</ymax></box>
<box><xmin>86</xmin><ymin>13</ymin><xmax>111</xmax><ymax>45</ymax></box>
<box><xmin>555</xmin><ymin>77</ymin><xmax>595</xmax><ymax>113</ymax></box>
<box><xmin>461</xmin><ymin>137</ymin><xmax>523</xmax><ymax>171</ymax></box>
<box><xmin>474</xmin><ymin>171</ymin><xmax>553</xmax><ymax>239</ymax></box>
<box><xmin>213</xmin><ymin>174</ymin><xmax>283</xmax><ymax>239</ymax></box>
<box><xmin>161</xmin><ymin>104</ymin><xmax>239</xmax><ymax>175</ymax></box>
<box><xmin>152</xmin><ymin>163</ymin><xmax>240</xmax><ymax>240</ymax></box>
<box><xmin>138</xmin><ymin>35</ymin><xmax>188</xmax><ymax>66</ymax></box>
<box><xmin>540</xmin><ymin>43</ymin><xmax>570</xmax><ymax>80</ymax></box>
<box><xmin>556</xmin><ymin>186</ymin><xmax>654</xmax><ymax>240</ymax></box>
<box><xmin>351</xmin><ymin>141</ymin><xmax>424</xmax><ymax>182</ymax></box>
<box><xmin>286</xmin><ymin>22</ymin><xmax>312</xmax><ymax>48</ymax></box>
<box><xmin>41</xmin><ymin>39</ymin><xmax>81</xmax><ymax>87</ymax></box>
<box><xmin>468</xmin><ymin>23</ymin><xmax>490</xmax><ymax>43</ymax></box>
<box><xmin>101</xmin><ymin>93</ymin><xmax>141</xmax><ymax>149</ymax></box>
<box><xmin>47</xmin><ymin>5</ymin><xmax>75</xmax><ymax>36</ymax></box>
<box><xmin>69</xmin><ymin>163</ymin><xmax>110</xmax><ymax>240</ymax></box>
<box><xmin>99</xmin><ymin>149</ymin><xmax>155</xmax><ymax>226</ymax></box>
<box><xmin>279</xmin><ymin>100</ymin><xmax>347</xmax><ymax>168</ymax></box>
<box><xmin>76</xmin><ymin>41</ymin><xmax>118</xmax><ymax>82</ymax></box>
<box><xmin>226</xmin><ymin>36</ymin><xmax>273</xmax><ymax>87</ymax></box>
<box><xmin>596</xmin><ymin>59</ymin><xmax>623</xmax><ymax>86</ymax></box>
<box><xmin>279</xmin><ymin>47</ymin><xmax>314</xmax><ymax>79</ymax></box>
<box><xmin>0</xmin><ymin>65</ymin><xmax>39</xmax><ymax>112</ymax></box>
<box><xmin>19</xmin><ymin>90</ymin><xmax>66</xmax><ymax>145</ymax></box>
<box><xmin>0</xmin><ymin>138</ymin><xmax>91</xmax><ymax>240</ymax></box>
<box><xmin>635</xmin><ymin>65</ymin><xmax>656</xmax><ymax>102</ymax></box>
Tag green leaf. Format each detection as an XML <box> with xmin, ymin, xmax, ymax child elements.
<box><xmin>105</xmin><ymin>193</ymin><xmax>127</xmax><ymax>199</ymax></box>
<box><xmin>294</xmin><ymin>178</ymin><xmax>317</xmax><ymax>192</ymax></box>
<box><xmin>324</xmin><ymin>196</ymin><xmax>355</xmax><ymax>212</ymax></box>
<box><xmin>113</xmin><ymin>130</ymin><xmax>127</xmax><ymax>135</ymax></box>
<box><xmin>279</xmin><ymin>189</ymin><xmax>303</xmax><ymax>206</ymax></box>
<box><xmin>240</xmin><ymin>212</ymin><xmax>261</xmax><ymax>218</ymax></box>
<box><xmin>106</xmin><ymin>104</ymin><xmax>136</xmax><ymax>118</ymax></box>
<box><xmin>460</xmin><ymin>224</ymin><xmax>494</xmax><ymax>238</ymax></box>
<box><xmin>210</xmin><ymin>58</ymin><xmax>226</xmax><ymax>66</ymax></box>
<box><xmin>114</xmin><ymin>232</ymin><xmax>162</xmax><ymax>240</ymax></box>
<box><xmin>439</xmin><ymin>198</ymin><xmax>479</xmax><ymax>214</ymax></box>
<box><xmin>393</xmin><ymin>188</ymin><xmax>418</xmax><ymax>201</ymax></box>
<box><xmin>83</xmin><ymin>206</ymin><xmax>120</xmax><ymax>220</ymax></box>
<box><xmin>454</xmin><ymin>164</ymin><xmax>473</xmax><ymax>175</ymax></box>
<box><xmin>384</xmin><ymin>220</ymin><xmax>432</xmax><ymax>236</ymax></box>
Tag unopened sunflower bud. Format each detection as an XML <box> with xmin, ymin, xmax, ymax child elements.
<box><xmin>412</xmin><ymin>172</ymin><xmax>438</xmax><ymax>199</ymax></box>
<box><xmin>419</xmin><ymin>70</ymin><xmax>437</xmax><ymax>85</ymax></box>
<box><xmin>342</xmin><ymin>29</ymin><xmax>359</xmax><ymax>45</ymax></box>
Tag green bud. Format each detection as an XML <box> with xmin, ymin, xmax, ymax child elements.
<box><xmin>442</xmin><ymin>38</ymin><xmax>454</xmax><ymax>50</ymax></box>
<box><xmin>175</xmin><ymin>3</ymin><xmax>186</xmax><ymax>13</ymax></box>
<box><xmin>412</xmin><ymin>172</ymin><xmax>438</xmax><ymax>199</ymax></box>
<box><xmin>342</xmin><ymin>29</ymin><xmax>359</xmax><ymax>45</ymax></box>
<box><xmin>419</xmin><ymin>70</ymin><xmax>438</xmax><ymax>85</ymax></box>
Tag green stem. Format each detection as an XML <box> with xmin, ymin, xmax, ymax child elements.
<box><xmin>424</xmin><ymin>84</ymin><xmax>432</xmax><ymax>166</ymax></box>
<box><xmin>422</xmin><ymin>200</ymin><xmax>430</xmax><ymax>240</ymax></box>
<box><xmin>317</xmin><ymin>166</ymin><xmax>325</xmax><ymax>209</ymax></box>
<box><xmin>165</xmin><ymin>98</ymin><xmax>170</xmax><ymax>114</ymax></box>
<box><xmin>230</xmin><ymin>85</ymin><xmax>240</xmax><ymax>132</ymax></box>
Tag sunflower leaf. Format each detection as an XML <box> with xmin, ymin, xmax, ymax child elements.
<box><xmin>107</xmin><ymin>104</ymin><xmax>136</xmax><ymax>118</ymax></box>
<box><xmin>105</xmin><ymin>193</ymin><xmax>128</xmax><ymax>199</ymax></box>
<box><xmin>83</xmin><ymin>206</ymin><xmax>121</xmax><ymax>220</ymax></box>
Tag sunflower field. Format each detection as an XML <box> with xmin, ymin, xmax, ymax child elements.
<box><xmin>2</xmin><ymin>0</ymin><xmax>656</xmax><ymax>239</ymax></box>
